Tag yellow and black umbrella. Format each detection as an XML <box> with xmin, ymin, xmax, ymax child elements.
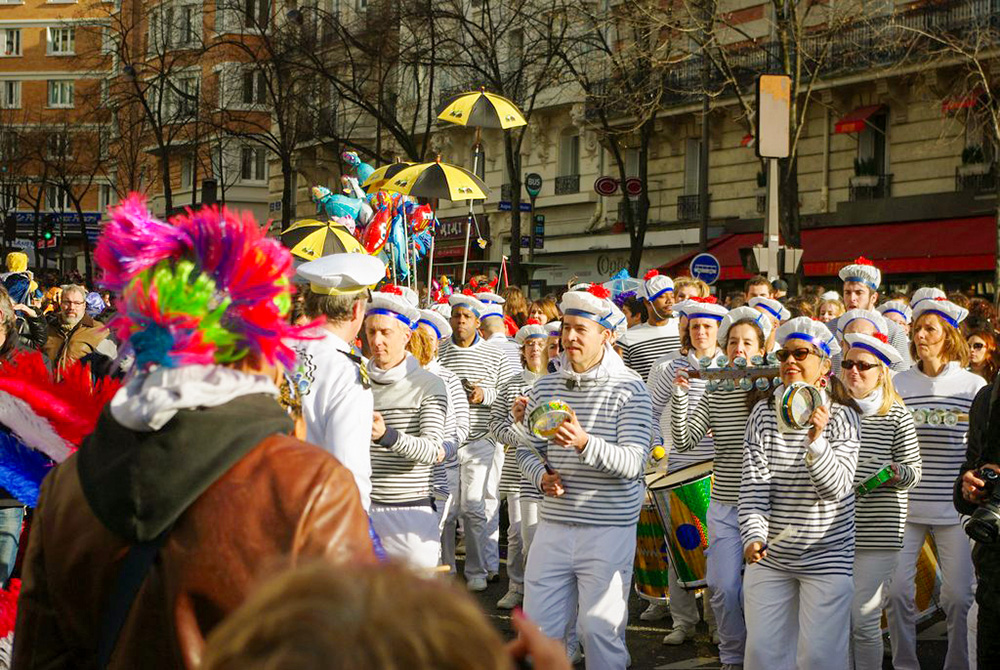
<box><xmin>281</xmin><ymin>219</ymin><xmax>365</xmax><ymax>262</ymax></box>
<box><xmin>361</xmin><ymin>161</ymin><xmax>413</xmax><ymax>192</ymax></box>
<box><xmin>382</xmin><ymin>158</ymin><xmax>489</xmax><ymax>201</ymax></box>
<box><xmin>437</xmin><ymin>89</ymin><xmax>527</xmax><ymax>130</ymax></box>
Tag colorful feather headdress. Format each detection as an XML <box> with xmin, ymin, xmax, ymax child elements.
<box><xmin>0</xmin><ymin>352</ymin><xmax>121</xmax><ymax>507</ymax></box>
<box><xmin>95</xmin><ymin>196</ymin><xmax>305</xmax><ymax>370</ymax></box>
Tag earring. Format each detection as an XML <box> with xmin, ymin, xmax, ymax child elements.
<box><xmin>817</xmin><ymin>376</ymin><xmax>828</xmax><ymax>389</ymax></box>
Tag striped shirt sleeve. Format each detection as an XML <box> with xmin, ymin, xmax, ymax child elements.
<box><xmin>891</xmin><ymin>409</ymin><xmax>921</xmax><ymax>490</ymax></box>
<box><xmin>805</xmin><ymin>407</ymin><xmax>861</xmax><ymax>501</ymax></box>
<box><xmin>740</xmin><ymin>401</ymin><xmax>772</xmax><ymax>548</ymax></box>
<box><xmin>516</xmin><ymin>434</ymin><xmax>548</xmax><ymax>492</ymax></box>
<box><xmin>650</xmin><ymin>361</ymin><xmax>673</xmax><ymax>448</ymax></box>
<box><xmin>388</xmin><ymin>390</ymin><xmax>447</xmax><ymax>465</ymax></box>
<box><xmin>670</xmin><ymin>388</ymin><xmax>711</xmax><ymax>453</ymax></box>
<box><xmin>489</xmin><ymin>381</ymin><xmax>523</xmax><ymax>448</ymax></box>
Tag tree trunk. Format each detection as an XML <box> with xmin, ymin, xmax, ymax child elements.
<box><xmin>281</xmin><ymin>154</ymin><xmax>294</xmax><ymax>231</ymax></box>
<box><xmin>160</xmin><ymin>154</ymin><xmax>173</xmax><ymax>214</ymax></box>
<box><xmin>72</xmin><ymin>197</ymin><xmax>94</xmax><ymax>286</ymax></box>
<box><xmin>504</xmin><ymin>133</ymin><xmax>524</xmax><ymax>287</ymax></box>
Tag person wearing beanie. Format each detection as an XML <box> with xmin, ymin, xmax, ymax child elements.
<box><xmin>617</xmin><ymin>270</ymin><xmax>681</xmax><ymax>382</ymax></box>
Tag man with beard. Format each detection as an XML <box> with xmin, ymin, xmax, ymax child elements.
<box><xmin>43</xmin><ymin>284</ymin><xmax>116</xmax><ymax>369</ymax></box>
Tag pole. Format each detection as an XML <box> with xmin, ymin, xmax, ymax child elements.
<box><xmin>765</xmin><ymin>157</ymin><xmax>780</xmax><ymax>281</ymax></box>
<box><xmin>528</xmin><ymin>194</ymin><xmax>536</xmax><ymax>263</ymax></box>
<box><xmin>460</xmin><ymin>127</ymin><xmax>483</xmax><ymax>284</ymax></box>
<box><xmin>426</xmin><ymin>198</ymin><xmax>438</xmax><ymax>306</ymax></box>
<box><xmin>698</xmin><ymin>71</ymin><xmax>710</xmax><ymax>252</ymax></box>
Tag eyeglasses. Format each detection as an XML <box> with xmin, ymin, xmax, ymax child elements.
<box><xmin>971</xmin><ymin>342</ymin><xmax>987</xmax><ymax>351</ymax></box>
<box><xmin>60</xmin><ymin>300</ymin><xmax>84</xmax><ymax>307</ymax></box>
<box><xmin>841</xmin><ymin>359</ymin><xmax>879</xmax><ymax>372</ymax></box>
<box><xmin>775</xmin><ymin>347</ymin><xmax>816</xmax><ymax>362</ymax></box>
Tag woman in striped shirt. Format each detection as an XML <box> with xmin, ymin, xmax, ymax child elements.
<box><xmin>740</xmin><ymin>317</ymin><xmax>862</xmax><ymax>670</ymax></box>
<box><xmin>670</xmin><ymin>306</ymin><xmax>771</xmax><ymax>667</ymax></box>
<box><xmin>839</xmin><ymin>333</ymin><xmax>921</xmax><ymax>670</ymax></box>
<box><xmin>886</xmin><ymin>297</ymin><xmax>984</xmax><ymax>670</ymax></box>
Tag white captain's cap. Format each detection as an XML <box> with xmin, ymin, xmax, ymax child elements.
<box><xmin>475</xmin><ymin>291</ymin><xmax>505</xmax><ymax>319</ymax></box>
<box><xmin>878</xmin><ymin>300</ymin><xmax>912</xmax><ymax>324</ymax></box>
<box><xmin>676</xmin><ymin>298</ymin><xmax>727</xmax><ymax>322</ymax></box>
<box><xmin>545</xmin><ymin>320</ymin><xmax>561</xmax><ymax>336</ymax></box>
<box><xmin>820</xmin><ymin>291</ymin><xmax>841</xmax><ymax>302</ymax></box>
<box><xmin>776</xmin><ymin>316</ymin><xmax>841</xmax><ymax>358</ymax></box>
<box><xmin>365</xmin><ymin>285</ymin><xmax>420</xmax><ymax>328</ymax></box>
<box><xmin>717</xmin><ymin>306</ymin><xmax>772</xmax><ymax>346</ymax></box>
<box><xmin>400</xmin><ymin>286</ymin><xmax>419</xmax><ymax>307</ymax></box>
<box><xmin>296</xmin><ymin>252</ymin><xmax>385</xmax><ymax>295</ymax></box>
<box><xmin>749</xmin><ymin>296</ymin><xmax>790</xmax><ymax>322</ymax></box>
<box><xmin>844</xmin><ymin>332</ymin><xmax>902</xmax><ymax>367</ymax></box>
<box><xmin>911</xmin><ymin>295</ymin><xmax>968</xmax><ymax>329</ymax></box>
<box><xmin>910</xmin><ymin>287</ymin><xmax>946</xmax><ymax>310</ymax></box>
<box><xmin>839</xmin><ymin>256</ymin><xmax>882</xmax><ymax>291</ymax></box>
<box><xmin>428</xmin><ymin>301</ymin><xmax>452</xmax><ymax>320</ymax></box>
<box><xmin>838</xmin><ymin>308</ymin><xmax>888</xmax><ymax>336</ymax></box>
<box><xmin>515</xmin><ymin>320</ymin><xmax>548</xmax><ymax>346</ymax></box>
<box><xmin>640</xmin><ymin>270</ymin><xmax>673</xmax><ymax>301</ymax></box>
<box><xmin>416</xmin><ymin>308</ymin><xmax>452</xmax><ymax>340</ymax></box>
<box><xmin>449</xmin><ymin>293</ymin><xmax>484</xmax><ymax>319</ymax></box>
<box><xmin>559</xmin><ymin>284</ymin><xmax>616</xmax><ymax>330</ymax></box>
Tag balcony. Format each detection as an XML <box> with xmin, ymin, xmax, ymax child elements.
<box><xmin>849</xmin><ymin>174</ymin><xmax>893</xmax><ymax>201</ymax></box>
<box><xmin>555</xmin><ymin>174</ymin><xmax>580</xmax><ymax>195</ymax></box>
<box><xmin>677</xmin><ymin>194</ymin><xmax>709</xmax><ymax>222</ymax></box>
<box><xmin>956</xmin><ymin>164</ymin><xmax>997</xmax><ymax>194</ymax></box>
<box><xmin>500</xmin><ymin>183</ymin><xmax>511</xmax><ymax>201</ymax></box>
<box><xmin>617</xmin><ymin>199</ymin><xmax>640</xmax><ymax>223</ymax></box>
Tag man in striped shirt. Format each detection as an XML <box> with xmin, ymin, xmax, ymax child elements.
<box><xmin>617</xmin><ymin>270</ymin><xmax>681</xmax><ymax>382</ymax></box>
<box><xmin>439</xmin><ymin>293</ymin><xmax>520</xmax><ymax>591</ymax></box>
<box><xmin>477</xmin><ymin>290</ymin><xmax>522</xmax><ymax>369</ymax></box>
<box><xmin>518</xmin><ymin>284</ymin><xmax>653</xmax><ymax>669</ymax></box>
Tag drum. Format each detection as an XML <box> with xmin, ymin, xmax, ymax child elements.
<box><xmin>649</xmin><ymin>460</ymin><xmax>713</xmax><ymax>589</ymax></box>
<box><xmin>633</xmin><ymin>497</ymin><xmax>671</xmax><ymax>603</ymax></box>
<box><xmin>529</xmin><ymin>401</ymin><xmax>572</xmax><ymax>438</ymax></box>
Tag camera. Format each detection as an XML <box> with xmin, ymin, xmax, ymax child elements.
<box><xmin>966</xmin><ymin>468</ymin><xmax>1000</xmax><ymax>544</ymax></box>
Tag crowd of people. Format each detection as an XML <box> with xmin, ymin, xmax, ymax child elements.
<box><xmin>0</xmin><ymin>197</ymin><xmax>999</xmax><ymax>670</ymax></box>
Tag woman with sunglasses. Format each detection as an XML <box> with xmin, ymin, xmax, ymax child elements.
<box><xmin>669</xmin><ymin>306</ymin><xmax>771</xmax><ymax>667</ymax></box>
<box><xmin>839</xmin><ymin>333</ymin><xmax>921</xmax><ymax>670</ymax></box>
<box><xmin>741</xmin><ymin>317</ymin><xmax>862</xmax><ymax>670</ymax></box>
<box><xmin>886</xmin><ymin>296</ymin><xmax>985</xmax><ymax>670</ymax></box>
<box><xmin>967</xmin><ymin>328</ymin><xmax>999</xmax><ymax>383</ymax></box>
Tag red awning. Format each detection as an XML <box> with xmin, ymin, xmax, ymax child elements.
<box><xmin>740</xmin><ymin>133</ymin><xmax>755</xmax><ymax>147</ymax></box>
<box><xmin>660</xmin><ymin>216</ymin><xmax>996</xmax><ymax>280</ymax></box>
<box><xmin>942</xmin><ymin>92</ymin><xmax>980</xmax><ymax>114</ymax></box>
<box><xmin>834</xmin><ymin>105</ymin><xmax>884</xmax><ymax>134</ymax></box>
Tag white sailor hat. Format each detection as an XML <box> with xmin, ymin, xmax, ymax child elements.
<box><xmin>820</xmin><ymin>291</ymin><xmax>841</xmax><ymax>302</ymax></box>
<box><xmin>416</xmin><ymin>308</ymin><xmax>452</xmax><ymax>340</ymax></box>
<box><xmin>428</xmin><ymin>301</ymin><xmax>452</xmax><ymax>320</ymax></box>
<box><xmin>749</xmin><ymin>296</ymin><xmax>790</xmax><ymax>322</ymax></box>
<box><xmin>717</xmin><ymin>306</ymin><xmax>772</xmax><ymax>346</ymax></box>
<box><xmin>910</xmin><ymin>287</ymin><xmax>946</xmax><ymax>310</ymax></box>
<box><xmin>400</xmin><ymin>286</ymin><xmax>419</xmax><ymax>307</ymax></box>
<box><xmin>844</xmin><ymin>332</ymin><xmax>902</xmax><ymax>367</ymax></box>
<box><xmin>671</xmin><ymin>299</ymin><xmax>694</xmax><ymax>318</ymax></box>
<box><xmin>608</xmin><ymin>302</ymin><xmax>628</xmax><ymax>340</ymax></box>
<box><xmin>677</xmin><ymin>298</ymin><xmax>728</xmax><ymax>323</ymax></box>
<box><xmin>877</xmin><ymin>300</ymin><xmax>913</xmax><ymax>324</ymax></box>
<box><xmin>296</xmin><ymin>252</ymin><xmax>385</xmax><ymax>295</ymax></box>
<box><xmin>515</xmin><ymin>321</ymin><xmax>548</xmax><ymax>346</ymax></box>
<box><xmin>545</xmin><ymin>320</ymin><xmax>561</xmax><ymax>336</ymax></box>
<box><xmin>559</xmin><ymin>285</ymin><xmax>616</xmax><ymax>330</ymax></box>
<box><xmin>366</xmin><ymin>285</ymin><xmax>420</xmax><ymax>329</ymax></box>
<box><xmin>838</xmin><ymin>308</ymin><xmax>888</xmax><ymax>336</ymax></box>
<box><xmin>475</xmin><ymin>291</ymin><xmax>505</xmax><ymax>320</ymax></box>
<box><xmin>448</xmin><ymin>293</ymin><xmax>484</xmax><ymax>319</ymax></box>
<box><xmin>640</xmin><ymin>270</ymin><xmax>673</xmax><ymax>301</ymax></box>
<box><xmin>911</xmin><ymin>296</ymin><xmax>968</xmax><ymax>329</ymax></box>
<box><xmin>838</xmin><ymin>256</ymin><xmax>882</xmax><ymax>291</ymax></box>
<box><xmin>776</xmin><ymin>316</ymin><xmax>841</xmax><ymax>358</ymax></box>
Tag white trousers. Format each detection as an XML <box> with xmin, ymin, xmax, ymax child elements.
<box><xmin>459</xmin><ymin>438</ymin><xmax>496</xmax><ymax>580</ymax></box>
<box><xmin>524</xmin><ymin>520</ymin><xmax>634</xmax><ymax>670</ymax></box>
<box><xmin>485</xmin><ymin>441</ymin><xmax>504</xmax><ymax>573</ymax></box>
<box><xmin>440</xmin><ymin>465</ymin><xmax>461</xmax><ymax>571</ymax></box>
<box><xmin>968</xmin><ymin>600</ymin><xmax>978</xmax><ymax>670</ymax></box>
<box><xmin>886</xmin><ymin>522</ymin><xmax>975</xmax><ymax>670</ymax></box>
<box><xmin>505</xmin><ymin>491</ymin><xmax>525</xmax><ymax>589</ymax></box>
<box><xmin>370</xmin><ymin>503</ymin><xmax>441</xmax><ymax>569</ymax></box>
<box><xmin>520</xmin><ymin>495</ymin><xmax>541</xmax><ymax>557</ymax></box>
<box><xmin>705</xmin><ymin>501</ymin><xmax>745</xmax><ymax>664</ymax></box>
<box><xmin>850</xmin><ymin>549</ymin><xmax>898</xmax><ymax>670</ymax></box>
<box><xmin>744</xmin><ymin>563</ymin><xmax>854</xmax><ymax>670</ymax></box>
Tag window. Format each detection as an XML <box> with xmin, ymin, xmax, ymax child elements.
<box><xmin>99</xmin><ymin>183</ymin><xmax>115</xmax><ymax>211</ymax></box>
<box><xmin>101</xmin><ymin>26</ymin><xmax>116</xmax><ymax>55</ymax></box>
<box><xmin>47</xmin><ymin>27</ymin><xmax>76</xmax><ymax>55</ymax></box>
<box><xmin>178</xmin><ymin>5</ymin><xmax>196</xmax><ymax>44</ymax></box>
<box><xmin>47</xmin><ymin>80</ymin><xmax>74</xmax><ymax>107</ymax></box>
<box><xmin>683</xmin><ymin>138</ymin><xmax>702</xmax><ymax>195</ymax></box>
<box><xmin>180</xmin><ymin>155</ymin><xmax>193</xmax><ymax>188</ymax></box>
<box><xmin>47</xmin><ymin>133</ymin><xmax>72</xmax><ymax>159</ymax></box>
<box><xmin>2</xmin><ymin>30</ymin><xmax>20</xmax><ymax>57</ymax></box>
<box><xmin>0</xmin><ymin>132</ymin><xmax>17</xmax><ymax>161</ymax></box>
<box><xmin>857</xmin><ymin>111</ymin><xmax>888</xmax><ymax>174</ymax></box>
<box><xmin>100</xmin><ymin>78</ymin><xmax>110</xmax><ymax>105</ymax></box>
<box><xmin>558</xmin><ymin>132</ymin><xmax>579</xmax><ymax>177</ymax></box>
<box><xmin>240</xmin><ymin>146</ymin><xmax>267</xmax><ymax>182</ymax></box>
<box><xmin>241</xmin><ymin>69</ymin><xmax>266</xmax><ymax>105</ymax></box>
<box><xmin>171</xmin><ymin>76</ymin><xmax>198</xmax><ymax>115</ymax></box>
<box><xmin>245</xmin><ymin>0</ymin><xmax>270</xmax><ymax>27</ymax></box>
<box><xmin>507</xmin><ymin>29</ymin><xmax>523</xmax><ymax>70</ymax></box>
<box><xmin>0</xmin><ymin>81</ymin><xmax>19</xmax><ymax>109</ymax></box>
<box><xmin>45</xmin><ymin>185</ymin><xmax>70</xmax><ymax>211</ymax></box>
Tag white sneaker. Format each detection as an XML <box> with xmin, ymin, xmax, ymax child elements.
<box><xmin>639</xmin><ymin>602</ymin><xmax>670</xmax><ymax>621</ymax></box>
<box><xmin>467</xmin><ymin>577</ymin><xmax>488</xmax><ymax>592</ymax></box>
<box><xmin>496</xmin><ymin>589</ymin><xmax>523</xmax><ymax>609</ymax></box>
<box><xmin>662</xmin><ymin>628</ymin><xmax>690</xmax><ymax>645</ymax></box>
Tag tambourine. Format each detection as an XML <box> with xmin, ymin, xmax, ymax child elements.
<box><xmin>911</xmin><ymin>408</ymin><xmax>968</xmax><ymax>426</ymax></box>
<box><xmin>855</xmin><ymin>463</ymin><xmax>895</xmax><ymax>497</ymax></box>
<box><xmin>778</xmin><ymin>382</ymin><xmax>824</xmax><ymax>431</ymax></box>
<box><xmin>529</xmin><ymin>400</ymin><xmax>573</xmax><ymax>438</ymax></box>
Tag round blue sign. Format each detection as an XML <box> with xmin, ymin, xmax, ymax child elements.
<box><xmin>689</xmin><ymin>252</ymin><xmax>721</xmax><ymax>285</ymax></box>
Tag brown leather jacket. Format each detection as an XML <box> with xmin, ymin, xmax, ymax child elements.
<box><xmin>43</xmin><ymin>315</ymin><xmax>109</xmax><ymax>368</ymax></box>
<box><xmin>13</xmin><ymin>434</ymin><xmax>376</xmax><ymax>669</ymax></box>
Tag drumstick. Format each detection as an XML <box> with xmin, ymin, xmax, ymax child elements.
<box><xmin>761</xmin><ymin>525</ymin><xmax>798</xmax><ymax>552</ymax></box>
<box><xmin>521</xmin><ymin>441</ymin><xmax>555</xmax><ymax>475</ymax></box>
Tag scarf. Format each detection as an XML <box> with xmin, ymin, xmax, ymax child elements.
<box><xmin>367</xmin><ymin>352</ymin><xmax>417</xmax><ymax>385</ymax></box>
<box><xmin>557</xmin><ymin>350</ymin><xmax>612</xmax><ymax>390</ymax></box>
<box><xmin>854</xmin><ymin>387</ymin><xmax>884</xmax><ymax>417</ymax></box>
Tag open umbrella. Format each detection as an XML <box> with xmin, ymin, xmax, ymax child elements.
<box><xmin>281</xmin><ymin>219</ymin><xmax>365</xmax><ymax>262</ymax></box>
<box><xmin>382</xmin><ymin>158</ymin><xmax>489</xmax><ymax>201</ymax></box>
<box><xmin>438</xmin><ymin>89</ymin><xmax>527</xmax><ymax>130</ymax></box>
<box><xmin>361</xmin><ymin>161</ymin><xmax>413</xmax><ymax>193</ymax></box>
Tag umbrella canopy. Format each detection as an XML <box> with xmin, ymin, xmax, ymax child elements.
<box><xmin>382</xmin><ymin>159</ymin><xmax>489</xmax><ymax>201</ymax></box>
<box><xmin>361</xmin><ymin>161</ymin><xmax>413</xmax><ymax>192</ymax></box>
<box><xmin>438</xmin><ymin>90</ymin><xmax>527</xmax><ymax>130</ymax></box>
<box><xmin>281</xmin><ymin>219</ymin><xmax>365</xmax><ymax>262</ymax></box>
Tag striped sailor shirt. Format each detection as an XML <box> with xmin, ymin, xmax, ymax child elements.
<box><xmin>617</xmin><ymin>321</ymin><xmax>681</xmax><ymax>382</ymax></box>
<box><xmin>439</xmin><ymin>335</ymin><xmax>520</xmax><ymax>444</ymax></box>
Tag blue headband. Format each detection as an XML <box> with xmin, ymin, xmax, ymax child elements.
<box><xmin>646</xmin><ymin>286</ymin><xmax>673</xmax><ymax>302</ymax></box>
<box><xmin>452</xmin><ymin>303</ymin><xmax>481</xmax><ymax>319</ymax></box>
<box><xmin>687</xmin><ymin>312</ymin><xmax>724</xmax><ymax>322</ymax></box>
<box><xmin>521</xmin><ymin>333</ymin><xmax>547</xmax><ymax>342</ymax></box>
<box><xmin>564</xmin><ymin>308</ymin><xmax>614</xmax><ymax>330</ymax></box>
<box><xmin>783</xmin><ymin>331</ymin><xmax>832</xmax><ymax>357</ymax></box>
<box><xmin>417</xmin><ymin>319</ymin><xmax>442</xmax><ymax>339</ymax></box>
<box><xmin>883</xmin><ymin>308</ymin><xmax>909</xmax><ymax>321</ymax></box>
<box><xmin>755</xmin><ymin>302</ymin><xmax>783</xmax><ymax>320</ymax></box>
<box><xmin>849</xmin><ymin>340</ymin><xmax>893</xmax><ymax>366</ymax></box>
<box><xmin>368</xmin><ymin>308</ymin><xmax>414</xmax><ymax>329</ymax></box>
<box><xmin>921</xmin><ymin>308</ymin><xmax>959</xmax><ymax>329</ymax></box>
<box><xmin>844</xmin><ymin>276</ymin><xmax>878</xmax><ymax>291</ymax></box>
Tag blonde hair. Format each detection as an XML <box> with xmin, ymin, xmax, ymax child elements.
<box><xmin>839</xmin><ymin>351</ymin><xmax>904</xmax><ymax>416</ymax></box>
<box><xmin>910</xmin><ymin>312</ymin><xmax>970</xmax><ymax>368</ymax></box>
<box><xmin>201</xmin><ymin>562</ymin><xmax>511</xmax><ymax>670</ymax></box>
<box><xmin>674</xmin><ymin>277</ymin><xmax>710</xmax><ymax>298</ymax></box>
<box><xmin>407</xmin><ymin>326</ymin><xmax>435</xmax><ymax>367</ymax></box>
<box><xmin>818</xmin><ymin>299</ymin><xmax>845</xmax><ymax>319</ymax></box>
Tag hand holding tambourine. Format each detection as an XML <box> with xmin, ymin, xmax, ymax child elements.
<box><xmin>807</xmin><ymin>405</ymin><xmax>829</xmax><ymax>442</ymax></box>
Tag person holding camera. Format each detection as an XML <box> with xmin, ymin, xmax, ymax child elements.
<box><xmin>888</xmin><ymin>296</ymin><xmax>985</xmax><ymax>670</ymax></box>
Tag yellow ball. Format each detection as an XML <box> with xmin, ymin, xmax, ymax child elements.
<box><xmin>651</xmin><ymin>446</ymin><xmax>666</xmax><ymax>461</ymax></box>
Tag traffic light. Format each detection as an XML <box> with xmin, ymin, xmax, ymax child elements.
<box><xmin>42</xmin><ymin>216</ymin><xmax>55</xmax><ymax>242</ymax></box>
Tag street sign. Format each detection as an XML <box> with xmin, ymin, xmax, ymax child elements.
<box><xmin>689</xmin><ymin>252</ymin><xmax>721</xmax><ymax>285</ymax></box>
<box><xmin>525</xmin><ymin>173</ymin><xmax>543</xmax><ymax>198</ymax></box>
<box><xmin>755</xmin><ymin>74</ymin><xmax>791</xmax><ymax>159</ymax></box>
<box><xmin>498</xmin><ymin>201</ymin><xmax>532</xmax><ymax>212</ymax></box>
<box><xmin>594</xmin><ymin>176</ymin><xmax>618</xmax><ymax>196</ymax></box>
<box><xmin>624</xmin><ymin>178</ymin><xmax>643</xmax><ymax>197</ymax></box>
<box><xmin>520</xmin><ymin>235</ymin><xmax>531</xmax><ymax>248</ymax></box>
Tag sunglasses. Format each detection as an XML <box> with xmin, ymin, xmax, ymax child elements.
<box><xmin>775</xmin><ymin>347</ymin><xmax>816</xmax><ymax>362</ymax></box>
<box><xmin>971</xmin><ymin>342</ymin><xmax>987</xmax><ymax>351</ymax></box>
<box><xmin>841</xmin><ymin>359</ymin><xmax>879</xmax><ymax>372</ymax></box>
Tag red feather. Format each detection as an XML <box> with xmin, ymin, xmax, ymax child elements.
<box><xmin>380</xmin><ymin>284</ymin><xmax>403</xmax><ymax>296</ymax></box>
<box><xmin>933</xmin><ymin>297</ymin><xmax>948</xmax><ymax>302</ymax></box>
<box><xmin>587</xmin><ymin>283</ymin><xmax>611</xmax><ymax>299</ymax></box>
<box><xmin>462</xmin><ymin>288</ymin><xmax>475</xmax><ymax>296</ymax></box>
<box><xmin>852</xmin><ymin>256</ymin><xmax>874</xmax><ymax>266</ymax></box>
<box><xmin>525</xmin><ymin>318</ymin><xmax>541</xmax><ymax>325</ymax></box>
<box><xmin>691</xmin><ymin>296</ymin><xmax>717</xmax><ymax>304</ymax></box>
<box><xmin>873</xmin><ymin>332</ymin><xmax>889</xmax><ymax>343</ymax></box>
<box><xmin>643</xmin><ymin>269</ymin><xmax>660</xmax><ymax>281</ymax></box>
<box><xmin>503</xmin><ymin>314</ymin><xmax>517</xmax><ymax>337</ymax></box>
<box><xmin>488</xmin><ymin>277</ymin><xmax>499</xmax><ymax>290</ymax></box>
